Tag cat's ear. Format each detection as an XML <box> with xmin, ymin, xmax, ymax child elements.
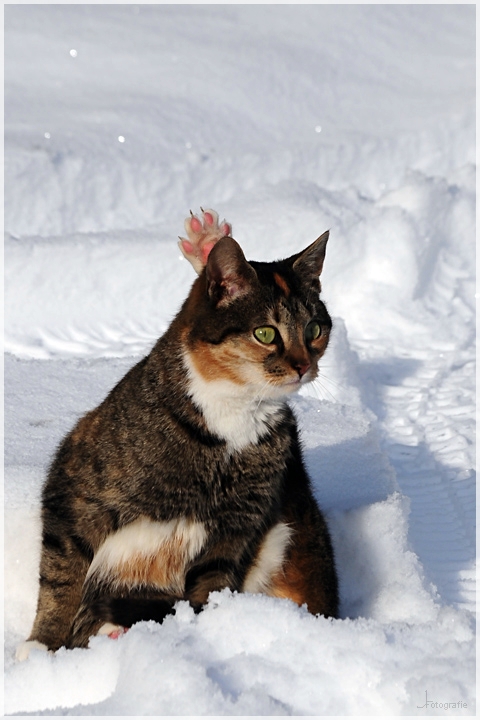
<box><xmin>292</xmin><ymin>230</ymin><xmax>329</xmax><ymax>280</ymax></box>
<box><xmin>206</xmin><ymin>237</ymin><xmax>257</xmax><ymax>306</ymax></box>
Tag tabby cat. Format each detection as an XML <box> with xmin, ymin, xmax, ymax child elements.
<box><xmin>17</xmin><ymin>209</ymin><xmax>338</xmax><ymax>660</ymax></box>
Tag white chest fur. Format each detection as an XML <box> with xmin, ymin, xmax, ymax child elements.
<box><xmin>183</xmin><ymin>351</ymin><xmax>285</xmax><ymax>452</ymax></box>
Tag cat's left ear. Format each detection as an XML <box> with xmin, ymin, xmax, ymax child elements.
<box><xmin>206</xmin><ymin>237</ymin><xmax>257</xmax><ymax>306</ymax></box>
<box><xmin>292</xmin><ymin>230</ymin><xmax>329</xmax><ymax>280</ymax></box>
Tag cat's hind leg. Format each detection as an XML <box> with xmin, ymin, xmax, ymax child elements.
<box><xmin>25</xmin><ymin>527</ymin><xmax>92</xmax><ymax>653</ymax></box>
<box><xmin>269</xmin><ymin>505</ymin><xmax>339</xmax><ymax>619</ymax></box>
<box><xmin>242</xmin><ymin>509</ymin><xmax>338</xmax><ymax>619</ymax></box>
<box><xmin>178</xmin><ymin>208</ymin><xmax>232</xmax><ymax>274</ymax></box>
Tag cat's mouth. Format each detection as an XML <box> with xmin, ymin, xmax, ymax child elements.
<box><xmin>283</xmin><ymin>378</ymin><xmax>302</xmax><ymax>388</ymax></box>
<box><xmin>277</xmin><ymin>370</ymin><xmax>316</xmax><ymax>393</ymax></box>
<box><xmin>274</xmin><ymin>376</ymin><xmax>305</xmax><ymax>394</ymax></box>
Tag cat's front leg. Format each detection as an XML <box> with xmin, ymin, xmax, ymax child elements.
<box><xmin>178</xmin><ymin>208</ymin><xmax>232</xmax><ymax>274</ymax></box>
<box><xmin>66</xmin><ymin>553</ymin><xmax>242</xmax><ymax>645</ymax></box>
<box><xmin>183</xmin><ymin>529</ymin><xmax>270</xmax><ymax>609</ymax></box>
<box><xmin>67</xmin><ymin>592</ymin><xmax>180</xmax><ymax>648</ymax></box>
<box><xmin>184</xmin><ymin>558</ymin><xmax>241</xmax><ymax>608</ymax></box>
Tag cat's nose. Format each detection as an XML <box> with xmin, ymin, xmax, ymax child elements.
<box><xmin>294</xmin><ymin>361</ymin><xmax>311</xmax><ymax>378</ymax></box>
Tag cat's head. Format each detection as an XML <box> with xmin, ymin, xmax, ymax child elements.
<box><xmin>182</xmin><ymin>232</ymin><xmax>332</xmax><ymax>400</ymax></box>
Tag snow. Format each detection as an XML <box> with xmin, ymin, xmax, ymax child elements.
<box><xmin>4</xmin><ymin>4</ymin><xmax>475</xmax><ymax>716</ymax></box>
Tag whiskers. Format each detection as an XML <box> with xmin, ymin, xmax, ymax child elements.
<box><xmin>253</xmin><ymin>379</ymin><xmax>277</xmax><ymax>415</ymax></box>
<box><xmin>250</xmin><ymin>367</ymin><xmax>345</xmax><ymax>409</ymax></box>
<box><xmin>305</xmin><ymin>370</ymin><xmax>345</xmax><ymax>404</ymax></box>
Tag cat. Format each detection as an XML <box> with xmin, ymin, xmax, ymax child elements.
<box><xmin>17</xmin><ymin>208</ymin><xmax>338</xmax><ymax>660</ymax></box>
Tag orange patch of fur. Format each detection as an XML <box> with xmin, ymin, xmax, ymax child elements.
<box><xmin>273</xmin><ymin>272</ymin><xmax>291</xmax><ymax>297</ymax></box>
<box><xmin>189</xmin><ymin>337</ymin><xmax>270</xmax><ymax>385</ymax></box>
<box><xmin>268</xmin><ymin>517</ymin><xmax>336</xmax><ymax>616</ymax></box>
<box><xmin>114</xmin><ymin>541</ymin><xmax>185</xmax><ymax>590</ymax></box>
<box><xmin>269</xmin><ymin>561</ymin><xmax>311</xmax><ymax>608</ymax></box>
<box><xmin>189</xmin><ymin>342</ymin><xmax>245</xmax><ymax>384</ymax></box>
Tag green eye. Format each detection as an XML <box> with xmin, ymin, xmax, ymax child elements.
<box><xmin>254</xmin><ymin>326</ymin><xmax>276</xmax><ymax>344</ymax></box>
<box><xmin>305</xmin><ymin>321</ymin><xmax>321</xmax><ymax>342</ymax></box>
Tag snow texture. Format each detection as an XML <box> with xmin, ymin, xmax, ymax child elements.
<box><xmin>4</xmin><ymin>4</ymin><xmax>475</xmax><ymax>716</ymax></box>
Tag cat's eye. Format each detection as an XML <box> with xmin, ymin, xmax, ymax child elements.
<box><xmin>254</xmin><ymin>326</ymin><xmax>276</xmax><ymax>344</ymax></box>
<box><xmin>305</xmin><ymin>321</ymin><xmax>321</xmax><ymax>342</ymax></box>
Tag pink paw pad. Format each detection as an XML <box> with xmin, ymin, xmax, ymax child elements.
<box><xmin>97</xmin><ymin>622</ymin><xmax>128</xmax><ymax>640</ymax></box>
<box><xmin>178</xmin><ymin>207</ymin><xmax>233</xmax><ymax>275</ymax></box>
<box><xmin>108</xmin><ymin>627</ymin><xmax>128</xmax><ymax>640</ymax></box>
<box><xmin>181</xmin><ymin>240</ymin><xmax>194</xmax><ymax>254</ymax></box>
<box><xmin>190</xmin><ymin>215</ymin><xmax>203</xmax><ymax>233</ymax></box>
<box><xmin>201</xmin><ymin>241</ymin><xmax>216</xmax><ymax>264</ymax></box>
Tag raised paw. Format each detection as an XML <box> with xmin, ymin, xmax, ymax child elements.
<box><xmin>178</xmin><ymin>208</ymin><xmax>232</xmax><ymax>275</ymax></box>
